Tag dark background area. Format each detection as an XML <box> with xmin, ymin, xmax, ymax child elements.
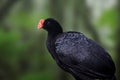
<box><xmin>0</xmin><ymin>0</ymin><xmax>119</xmax><ymax>80</ymax></box>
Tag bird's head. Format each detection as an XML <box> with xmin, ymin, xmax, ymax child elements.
<box><xmin>37</xmin><ymin>18</ymin><xmax>63</xmax><ymax>33</ymax></box>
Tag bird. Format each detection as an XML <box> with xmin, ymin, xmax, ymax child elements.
<box><xmin>37</xmin><ymin>18</ymin><xmax>116</xmax><ymax>80</ymax></box>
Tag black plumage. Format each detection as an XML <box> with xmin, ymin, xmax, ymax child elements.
<box><xmin>38</xmin><ymin>18</ymin><xmax>116</xmax><ymax>80</ymax></box>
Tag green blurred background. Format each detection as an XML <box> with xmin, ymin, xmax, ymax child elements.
<box><xmin>0</xmin><ymin>0</ymin><xmax>119</xmax><ymax>80</ymax></box>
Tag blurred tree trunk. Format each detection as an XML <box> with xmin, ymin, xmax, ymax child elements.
<box><xmin>116</xmin><ymin>0</ymin><xmax>120</xmax><ymax>79</ymax></box>
<box><xmin>73</xmin><ymin>0</ymin><xmax>83</xmax><ymax>30</ymax></box>
<box><xmin>73</xmin><ymin>0</ymin><xmax>100</xmax><ymax>42</ymax></box>
<box><xmin>49</xmin><ymin>0</ymin><xmax>64</xmax><ymax>23</ymax></box>
<box><xmin>80</xmin><ymin>0</ymin><xmax>100</xmax><ymax>43</ymax></box>
<box><xmin>0</xmin><ymin>0</ymin><xmax>17</xmax><ymax>22</ymax></box>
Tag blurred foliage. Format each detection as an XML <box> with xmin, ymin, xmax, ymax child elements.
<box><xmin>96</xmin><ymin>8</ymin><xmax>118</xmax><ymax>59</ymax></box>
<box><xmin>98</xmin><ymin>8</ymin><xmax>118</xmax><ymax>29</ymax></box>
<box><xmin>0</xmin><ymin>0</ymin><xmax>119</xmax><ymax>80</ymax></box>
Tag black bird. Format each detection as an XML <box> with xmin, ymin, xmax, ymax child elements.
<box><xmin>37</xmin><ymin>18</ymin><xmax>116</xmax><ymax>80</ymax></box>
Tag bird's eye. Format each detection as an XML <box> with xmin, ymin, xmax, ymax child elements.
<box><xmin>46</xmin><ymin>22</ymin><xmax>50</xmax><ymax>25</ymax></box>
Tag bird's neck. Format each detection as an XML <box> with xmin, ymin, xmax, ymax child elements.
<box><xmin>47</xmin><ymin>29</ymin><xmax>63</xmax><ymax>38</ymax></box>
<box><xmin>47</xmin><ymin>32</ymin><xmax>60</xmax><ymax>42</ymax></box>
<box><xmin>46</xmin><ymin>31</ymin><xmax>61</xmax><ymax>61</ymax></box>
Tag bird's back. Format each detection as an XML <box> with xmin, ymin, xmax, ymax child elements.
<box><xmin>54</xmin><ymin>31</ymin><xmax>116</xmax><ymax>79</ymax></box>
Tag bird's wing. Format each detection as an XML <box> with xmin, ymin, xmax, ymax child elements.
<box><xmin>55</xmin><ymin>32</ymin><xmax>115</xmax><ymax>78</ymax></box>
